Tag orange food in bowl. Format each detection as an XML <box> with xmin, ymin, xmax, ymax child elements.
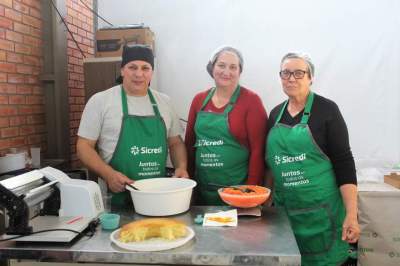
<box><xmin>218</xmin><ymin>185</ymin><xmax>270</xmax><ymax>208</ymax></box>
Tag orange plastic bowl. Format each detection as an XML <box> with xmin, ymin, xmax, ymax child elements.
<box><xmin>218</xmin><ymin>185</ymin><xmax>271</xmax><ymax>208</ymax></box>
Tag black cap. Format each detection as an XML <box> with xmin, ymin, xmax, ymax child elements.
<box><xmin>116</xmin><ymin>44</ymin><xmax>154</xmax><ymax>84</ymax></box>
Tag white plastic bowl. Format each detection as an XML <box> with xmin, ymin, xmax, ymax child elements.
<box><xmin>126</xmin><ymin>178</ymin><xmax>197</xmax><ymax>216</ymax></box>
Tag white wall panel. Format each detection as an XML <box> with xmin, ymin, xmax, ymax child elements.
<box><xmin>98</xmin><ymin>0</ymin><xmax>400</xmax><ymax>166</ymax></box>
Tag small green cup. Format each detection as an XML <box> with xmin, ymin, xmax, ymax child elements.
<box><xmin>99</xmin><ymin>213</ymin><xmax>120</xmax><ymax>230</ymax></box>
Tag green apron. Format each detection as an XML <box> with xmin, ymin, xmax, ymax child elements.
<box><xmin>109</xmin><ymin>87</ymin><xmax>167</xmax><ymax>205</ymax></box>
<box><xmin>194</xmin><ymin>86</ymin><xmax>249</xmax><ymax>205</ymax></box>
<box><xmin>266</xmin><ymin>92</ymin><xmax>349</xmax><ymax>266</ymax></box>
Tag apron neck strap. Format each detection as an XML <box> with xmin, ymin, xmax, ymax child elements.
<box><xmin>120</xmin><ymin>86</ymin><xmax>161</xmax><ymax>117</ymax></box>
<box><xmin>121</xmin><ymin>86</ymin><xmax>129</xmax><ymax>115</ymax></box>
<box><xmin>147</xmin><ymin>89</ymin><xmax>161</xmax><ymax>117</ymax></box>
<box><xmin>275</xmin><ymin>91</ymin><xmax>314</xmax><ymax>125</ymax></box>
<box><xmin>275</xmin><ymin>100</ymin><xmax>288</xmax><ymax>125</ymax></box>
<box><xmin>200</xmin><ymin>85</ymin><xmax>241</xmax><ymax>114</ymax></box>
<box><xmin>300</xmin><ymin>91</ymin><xmax>314</xmax><ymax>124</ymax></box>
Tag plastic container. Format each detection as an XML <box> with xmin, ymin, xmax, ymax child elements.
<box><xmin>102</xmin><ymin>193</ymin><xmax>112</xmax><ymax>213</ymax></box>
<box><xmin>100</xmin><ymin>213</ymin><xmax>120</xmax><ymax>230</ymax></box>
<box><xmin>0</xmin><ymin>153</ymin><xmax>26</xmax><ymax>174</ymax></box>
<box><xmin>126</xmin><ymin>178</ymin><xmax>197</xmax><ymax>216</ymax></box>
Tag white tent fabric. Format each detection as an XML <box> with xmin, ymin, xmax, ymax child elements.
<box><xmin>98</xmin><ymin>0</ymin><xmax>400</xmax><ymax>167</ymax></box>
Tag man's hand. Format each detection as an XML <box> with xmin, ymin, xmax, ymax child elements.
<box><xmin>77</xmin><ymin>137</ymin><xmax>133</xmax><ymax>192</ymax></box>
<box><xmin>105</xmin><ymin>170</ymin><xmax>134</xmax><ymax>193</ymax></box>
<box><xmin>174</xmin><ymin>168</ymin><xmax>189</xmax><ymax>178</ymax></box>
<box><xmin>168</xmin><ymin>135</ymin><xmax>188</xmax><ymax>178</ymax></box>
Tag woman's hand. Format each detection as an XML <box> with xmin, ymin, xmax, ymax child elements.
<box><xmin>340</xmin><ymin>184</ymin><xmax>359</xmax><ymax>243</ymax></box>
<box><xmin>341</xmin><ymin>214</ymin><xmax>360</xmax><ymax>243</ymax></box>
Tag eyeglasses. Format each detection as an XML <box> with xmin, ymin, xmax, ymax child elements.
<box><xmin>279</xmin><ymin>70</ymin><xmax>308</xmax><ymax>80</ymax></box>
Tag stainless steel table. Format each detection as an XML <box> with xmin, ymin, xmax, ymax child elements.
<box><xmin>0</xmin><ymin>206</ymin><xmax>300</xmax><ymax>266</ymax></box>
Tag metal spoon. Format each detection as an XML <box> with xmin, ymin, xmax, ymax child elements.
<box><xmin>125</xmin><ymin>183</ymin><xmax>140</xmax><ymax>191</ymax></box>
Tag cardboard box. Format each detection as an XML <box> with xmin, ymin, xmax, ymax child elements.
<box><xmin>384</xmin><ymin>173</ymin><xmax>400</xmax><ymax>189</ymax></box>
<box><xmin>358</xmin><ymin>183</ymin><xmax>400</xmax><ymax>266</ymax></box>
<box><xmin>95</xmin><ymin>27</ymin><xmax>154</xmax><ymax>57</ymax></box>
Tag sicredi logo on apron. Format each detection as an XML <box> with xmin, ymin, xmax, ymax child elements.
<box><xmin>129</xmin><ymin>145</ymin><xmax>164</xmax><ymax>177</ymax></box>
<box><xmin>274</xmin><ymin>153</ymin><xmax>306</xmax><ymax>165</ymax></box>
<box><xmin>197</xmin><ymin>139</ymin><xmax>224</xmax><ymax>147</ymax></box>
<box><xmin>130</xmin><ymin>145</ymin><xmax>163</xmax><ymax>155</ymax></box>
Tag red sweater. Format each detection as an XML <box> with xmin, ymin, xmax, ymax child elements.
<box><xmin>185</xmin><ymin>86</ymin><xmax>268</xmax><ymax>185</ymax></box>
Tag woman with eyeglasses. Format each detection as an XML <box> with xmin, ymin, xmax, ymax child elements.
<box><xmin>265</xmin><ymin>52</ymin><xmax>359</xmax><ymax>266</ymax></box>
<box><xmin>185</xmin><ymin>46</ymin><xmax>268</xmax><ymax>205</ymax></box>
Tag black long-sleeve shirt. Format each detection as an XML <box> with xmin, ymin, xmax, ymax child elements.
<box><xmin>267</xmin><ymin>93</ymin><xmax>357</xmax><ymax>186</ymax></box>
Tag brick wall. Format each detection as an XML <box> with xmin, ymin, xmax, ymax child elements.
<box><xmin>0</xmin><ymin>0</ymin><xmax>45</xmax><ymax>157</ymax></box>
<box><xmin>66</xmin><ymin>0</ymin><xmax>94</xmax><ymax>167</ymax></box>
<box><xmin>0</xmin><ymin>0</ymin><xmax>95</xmax><ymax>168</ymax></box>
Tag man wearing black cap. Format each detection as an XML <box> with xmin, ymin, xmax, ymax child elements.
<box><xmin>77</xmin><ymin>45</ymin><xmax>189</xmax><ymax>205</ymax></box>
